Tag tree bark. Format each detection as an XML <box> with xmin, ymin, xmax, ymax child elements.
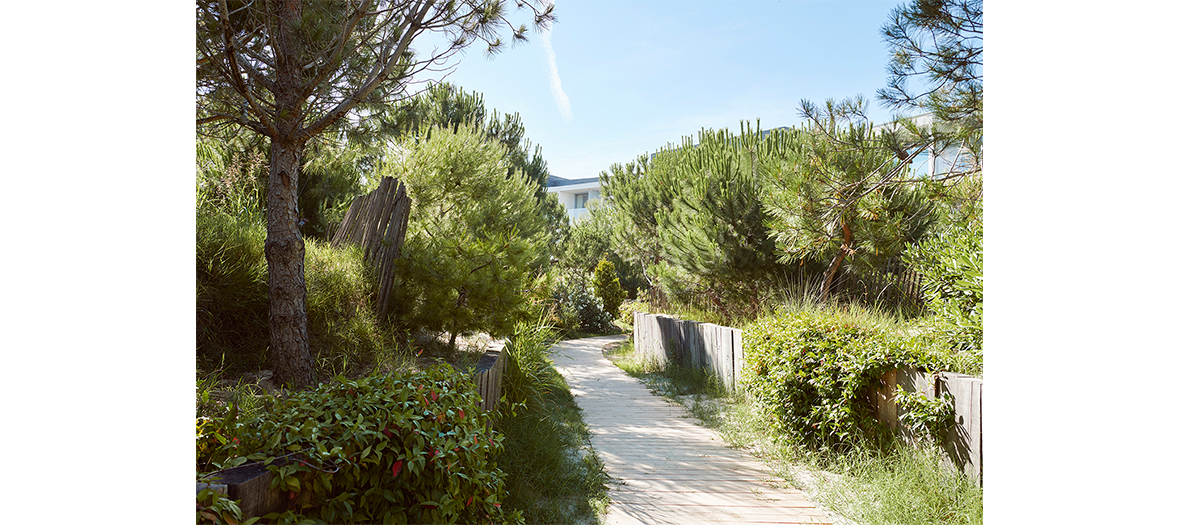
<box><xmin>820</xmin><ymin>220</ymin><xmax>853</xmax><ymax>302</ymax></box>
<box><xmin>263</xmin><ymin>0</ymin><xmax>316</xmax><ymax>389</ymax></box>
<box><xmin>266</xmin><ymin>137</ymin><xmax>316</xmax><ymax>389</ymax></box>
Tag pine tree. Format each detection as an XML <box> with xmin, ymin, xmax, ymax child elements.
<box><xmin>196</xmin><ymin>0</ymin><xmax>555</xmax><ymax>387</ymax></box>
<box><xmin>879</xmin><ymin>0</ymin><xmax>982</xmax><ymax>131</ymax></box>
<box><xmin>765</xmin><ymin>98</ymin><xmax>937</xmax><ymax>301</ymax></box>
<box><xmin>387</xmin><ymin>125</ymin><xmax>548</xmax><ymax>349</ymax></box>
<box><xmin>655</xmin><ymin>123</ymin><xmax>801</xmax><ymax>311</ymax></box>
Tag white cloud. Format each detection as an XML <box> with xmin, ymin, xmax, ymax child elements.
<box><xmin>541</xmin><ymin>24</ymin><xmax>572</xmax><ymax>122</ymax></box>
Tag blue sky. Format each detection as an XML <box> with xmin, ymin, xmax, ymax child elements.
<box><xmin>422</xmin><ymin>0</ymin><xmax>906</xmax><ymax>181</ymax></box>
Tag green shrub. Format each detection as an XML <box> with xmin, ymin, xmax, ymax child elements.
<box><xmin>617</xmin><ymin>299</ymin><xmax>650</xmax><ymax>328</ymax></box>
<box><xmin>550</xmin><ymin>271</ymin><xmax>613</xmax><ymax>334</ymax></box>
<box><xmin>199</xmin><ymin>368</ymin><xmax>519</xmax><ymax>525</ymax></box>
<box><xmin>903</xmin><ymin>217</ymin><xmax>983</xmax><ymax>359</ymax></box>
<box><xmin>591</xmin><ymin>259</ymin><xmax>625</xmax><ymax>320</ymax></box>
<box><xmin>741</xmin><ymin>310</ymin><xmax>939</xmax><ymax>452</ymax></box>
<box><xmin>896</xmin><ymin>390</ymin><xmax>956</xmax><ymax>444</ymax></box>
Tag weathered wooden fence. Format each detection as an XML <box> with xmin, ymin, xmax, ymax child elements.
<box><xmin>472</xmin><ymin>343</ymin><xmax>506</xmax><ymax>412</ymax></box>
<box><xmin>832</xmin><ymin>256</ymin><xmax>924</xmax><ymax>311</ymax></box>
<box><xmin>873</xmin><ymin>367</ymin><xmax>984</xmax><ymax>486</ymax></box>
<box><xmin>632</xmin><ymin>311</ymin><xmax>983</xmax><ymax>486</ymax></box>
<box><xmin>330</xmin><ymin>176</ymin><xmax>412</xmax><ymax>319</ymax></box>
<box><xmin>632</xmin><ymin>312</ymin><xmax>745</xmax><ymax>392</ymax></box>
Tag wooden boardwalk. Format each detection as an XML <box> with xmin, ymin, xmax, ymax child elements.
<box><xmin>552</xmin><ymin>335</ymin><xmax>834</xmax><ymax>525</ymax></box>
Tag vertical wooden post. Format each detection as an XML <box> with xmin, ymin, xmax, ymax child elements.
<box><xmin>876</xmin><ymin>369</ymin><xmax>898</xmax><ymax>431</ymax></box>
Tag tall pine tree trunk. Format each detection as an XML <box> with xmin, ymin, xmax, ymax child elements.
<box><xmin>265</xmin><ymin>0</ymin><xmax>315</xmax><ymax>389</ymax></box>
<box><xmin>266</xmin><ymin>137</ymin><xmax>315</xmax><ymax>388</ymax></box>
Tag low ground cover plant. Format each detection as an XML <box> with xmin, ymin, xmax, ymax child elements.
<box><xmin>197</xmin><ymin>367</ymin><xmax>517</xmax><ymax>525</ymax></box>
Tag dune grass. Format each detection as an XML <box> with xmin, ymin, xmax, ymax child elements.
<box><xmin>496</xmin><ymin>321</ymin><xmax>611</xmax><ymax>524</ymax></box>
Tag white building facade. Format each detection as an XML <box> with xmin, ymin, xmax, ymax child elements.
<box><xmin>545</xmin><ymin>175</ymin><xmax>600</xmax><ymax>223</ymax></box>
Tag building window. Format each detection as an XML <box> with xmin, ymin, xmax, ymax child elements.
<box><xmin>574</xmin><ymin>193</ymin><xmax>589</xmax><ymax>209</ymax></box>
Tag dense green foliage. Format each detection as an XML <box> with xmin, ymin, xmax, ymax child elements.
<box><xmin>600</xmin><ymin>118</ymin><xmax>937</xmax><ymax>322</ymax></box>
<box><xmin>385</xmin><ymin>125</ymin><xmax>549</xmax><ymax>346</ymax></box>
<box><xmin>766</xmin><ymin>99</ymin><xmax>937</xmax><ymax>299</ymax></box>
<box><xmin>197</xmin><ymin>368</ymin><xmax>517</xmax><ymax>525</ymax></box>
<box><xmin>197</xmin><ymin>487</ymin><xmax>255</xmax><ymax>525</ymax></box>
<box><xmin>601</xmin><ymin>124</ymin><xmax>811</xmax><ymax>321</ymax></box>
<box><xmin>741</xmin><ymin>310</ymin><xmax>941</xmax><ymax>451</ymax></box>
<box><xmin>197</xmin><ymin>146</ymin><xmax>398</xmax><ymax>376</ymax></box>
<box><xmin>904</xmin><ymin>213</ymin><xmax>983</xmax><ymax>365</ymax></box>
<box><xmin>591</xmin><ymin>259</ymin><xmax>625</xmax><ymax>320</ymax></box>
<box><xmin>895</xmin><ymin>390</ymin><xmax>956</xmax><ymax>443</ymax></box>
<box><xmin>546</xmin><ymin>271</ymin><xmax>614</xmax><ymax>334</ymax></box>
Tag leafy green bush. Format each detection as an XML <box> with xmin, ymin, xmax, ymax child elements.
<box><xmin>741</xmin><ymin>310</ymin><xmax>939</xmax><ymax>451</ymax></box>
<box><xmin>896</xmin><ymin>390</ymin><xmax>956</xmax><ymax>444</ymax></box>
<box><xmin>903</xmin><ymin>217</ymin><xmax>983</xmax><ymax>363</ymax></box>
<box><xmin>199</xmin><ymin>368</ymin><xmax>519</xmax><ymax>525</ymax></box>
<box><xmin>197</xmin><ymin>487</ymin><xmax>257</xmax><ymax>525</ymax></box>
<box><xmin>386</xmin><ymin>124</ymin><xmax>548</xmax><ymax>347</ymax></box>
<box><xmin>591</xmin><ymin>259</ymin><xmax>625</xmax><ymax>320</ymax></box>
<box><xmin>550</xmin><ymin>272</ymin><xmax>613</xmax><ymax>334</ymax></box>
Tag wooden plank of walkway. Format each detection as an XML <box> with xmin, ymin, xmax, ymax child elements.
<box><xmin>553</xmin><ymin>335</ymin><xmax>834</xmax><ymax>525</ymax></box>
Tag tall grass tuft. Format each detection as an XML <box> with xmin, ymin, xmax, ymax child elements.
<box><xmin>197</xmin><ymin>204</ymin><xmax>270</xmax><ymax>374</ymax></box>
<box><xmin>495</xmin><ymin>319</ymin><xmax>611</xmax><ymax>524</ymax></box>
<box><xmin>816</xmin><ymin>441</ymin><xmax>984</xmax><ymax>525</ymax></box>
<box><xmin>500</xmin><ymin>317</ymin><xmax>563</xmax><ymax>405</ymax></box>
<box><xmin>303</xmin><ymin>237</ymin><xmax>403</xmax><ymax>376</ymax></box>
<box><xmin>197</xmin><ymin>183</ymin><xmax>405</xmax><ymax>379</ymax></box>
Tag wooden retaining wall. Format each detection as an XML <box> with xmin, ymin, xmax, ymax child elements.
<box><xmin>874</xmin><ymin>367</ymin><xmax>984</xmax><ymax>486</ymax></box>
<box><xmin>632</xmin><ymin>311</ymin><xmax>983</xmax><ymax>486</ymax></box>
<box><xmin>472</xmin><ymin>345</ymin><xmax>506</xmax><ymax>413</ymax></box>
<box><xmin>632</xmin><ymin>312</ymin><xmax>745</xmax><ymax>392</ymax></box>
